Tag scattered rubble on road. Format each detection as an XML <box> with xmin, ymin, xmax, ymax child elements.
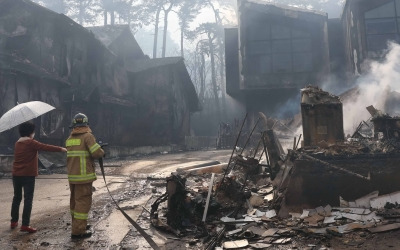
<box><xmin>147</xmin><ymin>86</ymin><xmax>400</xmax><ymax>249</ymax></box>
<box><xmin>148</xmin><ymin>163</ymin><xmax>400</xmax><ymax>249</ymax></box>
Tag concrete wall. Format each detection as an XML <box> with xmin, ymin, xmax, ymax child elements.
<box><xmin>0</xmin><ymin>155</ymin><xmax>13</xmax><ymax>173</ymax></box>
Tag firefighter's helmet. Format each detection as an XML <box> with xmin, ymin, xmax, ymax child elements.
<box><xmin>71</xmin><ymin>113</ymin><xmax>89</xmax><ymax>128</ymax></box>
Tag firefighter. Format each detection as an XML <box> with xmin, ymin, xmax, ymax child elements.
<box><xmin>66</xmin><ymin>113</ymin><xmax>104</xmax><ymax>239</ymax></box>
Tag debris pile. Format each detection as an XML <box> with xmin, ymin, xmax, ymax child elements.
<box><xmin>150</xmin><ymin>115</ymin><xmax>292</xmax><ymax>248</ymax></box>
<box><xmin>299</xmin><ymin>104</ymin><xmax>400</xmax><ymax>156</ymax></box>
<box><xmin>367</xmin><ymin>105</ymin><xmax>400</xmax><ymax>141</ymax></box>
<box><xmin>151</xmin><ymin>169</ymin><xmax>400</xmax><ymax>248</ymax></box>
<box><xmin>149</xmin><ymin>86</ymin><xmax>400</xmax><ymax>248</ymax></box>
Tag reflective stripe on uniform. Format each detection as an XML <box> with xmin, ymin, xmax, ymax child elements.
<box><xmin>67</xmin><ymin>151</ymin><xmax>89</xmax><ymax>157</ymax></box>
<box><xmin>67</xmin><ymin>151</ymin><xmax>94</xmax><ymax>182</ymax></box>
<box><xmin>89</xmin><ymin>143</ymin><xmax>101</xmax><ymax>154</ymax></box>
<box><xmin>66</xmin><ymin>139</ymin><xmax>81</xmax><ymax>147</ymax></box>
<box><xmin>73</xmin><ymin>211</ymin><xmax>88</xmax><ymax>220</ymax></box>
<box><xmin>67</xmin><ymin>151</ymin><xmax>88</xmax><ymax>175</ymax></box>
<box><xmin>70</xmin><ymin>210</ymin><xmax>74</xmax><ymax>216</ymax></box>
<box><xmin>68</xmin><ymin>173</ymin><xmax>96</xmax><ymax>182</ymax></box>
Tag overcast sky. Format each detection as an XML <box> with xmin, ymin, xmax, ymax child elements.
<box><xmin>148</xmin><ymin>2</ymin><xmax>236</xmax><ymax>51</ymax></box>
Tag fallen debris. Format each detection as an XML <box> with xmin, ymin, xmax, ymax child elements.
<box><xmin>368</xmin><ymin>223</ymin><xmax>400</xmax><ymax>233</ymax></box>
<box><xmin>222</xmin><ymin>239</ymin><xmax>248</xmax><ymax>248</ymax></box>
<box><xmin>370</xmin><ymin>191</ymin><xmax>400</xmax><ymax>209</ymax></box>
<box><xmin>148</xmin><ymin>87</ymin><xmax>400</xmax><ymax>248</ymax></box>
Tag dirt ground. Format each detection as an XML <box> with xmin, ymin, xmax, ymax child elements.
<box><xmin>1</xmin><ymin>149</ymin><xmax>400</xmax><ymax>250</ymax></box>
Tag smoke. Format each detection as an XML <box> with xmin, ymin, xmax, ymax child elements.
<box><xmin>274</xmin><ymin>92</ymin><xmax>301</xmax><ymax>119</ymax></box>
<box><xmin>342</xmin><ymin>42</ymin><xmax>400</xmax><ymax>134</ymax></box>
<box><xmin>320</xmin><ymin>74</ymin><xmax>349</xmax><ymax>96</ymax></box>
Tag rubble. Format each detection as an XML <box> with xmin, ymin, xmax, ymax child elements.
<box><xmin>222</xmin><ymin>239</ymin><xmax>248</xmax><ymax>248</ymax></box>
<box><xmin>149</xmin><ymin>163</ymin><xmax>400</xmax><ymax>247</ymax></box>
<box><xmin>147</xmin><ymin>86</ymin><xmax>400</xmax><ymax>248</ymax></box>
<box><xmin>368</xmin><ymin>223</ymin><xmax>400</xmax><ymax>233</ymax></box>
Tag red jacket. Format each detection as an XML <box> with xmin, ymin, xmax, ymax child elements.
<box><xmin>12</xmin><ymin>137</ymin><xmax>64</xmax><ymax>177</ymax></box>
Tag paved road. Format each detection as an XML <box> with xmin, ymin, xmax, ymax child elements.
<box><xmin>0</xmin><ymin>149</ymin><xmax>231</xmax><ymax>249</ymax></box>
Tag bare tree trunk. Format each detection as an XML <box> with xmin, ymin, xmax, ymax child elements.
<box><xmin>180</xmin><ymin>26</ymin><xmax>184</xmax><ymax>57</ymax></box>
<box><xmin>219</xmin><ymin>47</ymin><xmax>226</xmax><ymax>119</ymax></box>
<box><xmin>208</xmin><ymin>33</ymin><xmax>220</xmax><ymax>115</ymax></box>
<box><xmin>209</xmin><ymin>1</ymin><xmax>226</xmax><ymax>119</ymax></box>
<box><xmin>153</xmin><ymin>7</ymin><xmax>161</xmax><ymax>58</ymax></box>
<box><xmin>111</xmin><ymin>9</ymin><xmax>115</xmax><ymax>25</ymax></box>
<box><xmin>104</xmin><ymin>10</ymin><xmax>108</xmax><ymax>25</ymax></box>
<box><xmin>162</xmin><ymin>3</ymin><xmax>173</xmax><ymax>58</ymax></box>
<box><xmin>200</xmin><ymin>52</ymin><xmax>206</xmax><ymax>102</ymax></box>
<box><xmin>193</xmin><ymin>53</ymin><xmax>198</xmax><ymax>93</ymax></box>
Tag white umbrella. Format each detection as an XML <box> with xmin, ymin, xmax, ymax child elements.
<box><xmin>0</xmin><ymin>101</ymin><xmax>55</xmax><ymax>133</ymax></box>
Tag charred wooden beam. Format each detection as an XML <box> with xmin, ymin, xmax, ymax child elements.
<box><xmin>293</xmin><ymin>150</ymin><xmax>370</xmax><ymax>181</ymax></box>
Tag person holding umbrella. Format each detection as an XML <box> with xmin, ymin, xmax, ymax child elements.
<box><xmin>10</xmin><ymin>121</ymin><xmax>67</xmax><ymax>233</ymax></box>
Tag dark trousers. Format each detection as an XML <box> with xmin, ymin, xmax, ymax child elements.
<box><xmin>11</xmin><ymin>176</ymin><xmax>35</xmax><ymax>226</ymax></box>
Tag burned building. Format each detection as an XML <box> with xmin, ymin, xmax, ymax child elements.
<box><xmin>89</xmin><ymin>26</ymin><xmax>199</xmax><ymax>147</ymax></box>
<box><xmin>342</xmin><ymin>0</ymin><xmax>400</xmax><ymax>76</ymax></box>
<box><xmin>125</xmin><ymin>58</ymin><xmax>199</xmax><ymax>146</ymax></box>
<box><xmin>226</xmin><ymin>0</ymin><xmax>400</xmax><ymax>120</ymax></box>
<box><xmin>0</xmin><ymin>0</ymin><xmax>76</xmax><ymax>145</ymax></box>
<box><xmin>225</xmin><ymin>0</ymin><xmax>330</xmax><ymax>118</ymax></box>
<box><xmin>0</xmin><ymin>52</ymin><xmax>70</xmax><ymax>146</ymax></box>
<box><xmin>0</xmin><ymin>0</ymin><xmax>132</xmax><ymax>147</ymax></box>
<box><xmin>0</xmin><ymin>0</ymin><xmax>199</xmax><ymax>150</ymax></box>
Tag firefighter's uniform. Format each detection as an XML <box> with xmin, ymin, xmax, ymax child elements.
<box><xmin>66</xmin><ymin>126</ymin><xmax>104</xmax><ymax>235</ymax></box>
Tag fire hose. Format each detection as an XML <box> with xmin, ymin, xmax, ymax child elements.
<box><xmin>98</xmin><ymin>157</ymin><xmax>160</xmax><ymax>250</ymax></box>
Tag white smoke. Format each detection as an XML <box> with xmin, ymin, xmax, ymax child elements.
<box><xmin>343</xmin><ymin>42</ymin><xmax>400</xmax><ymax>135</ymax></box>
<box><xmin>274</xmin><ymin>93</ymin><xmax>301</xmax><ymax>119</ymax></box>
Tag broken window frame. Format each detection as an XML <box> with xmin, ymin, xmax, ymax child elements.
<box><xmin>245</xmin><ymin>22</ymin><xmax>313</xmax><ymax>75</ymax></box>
